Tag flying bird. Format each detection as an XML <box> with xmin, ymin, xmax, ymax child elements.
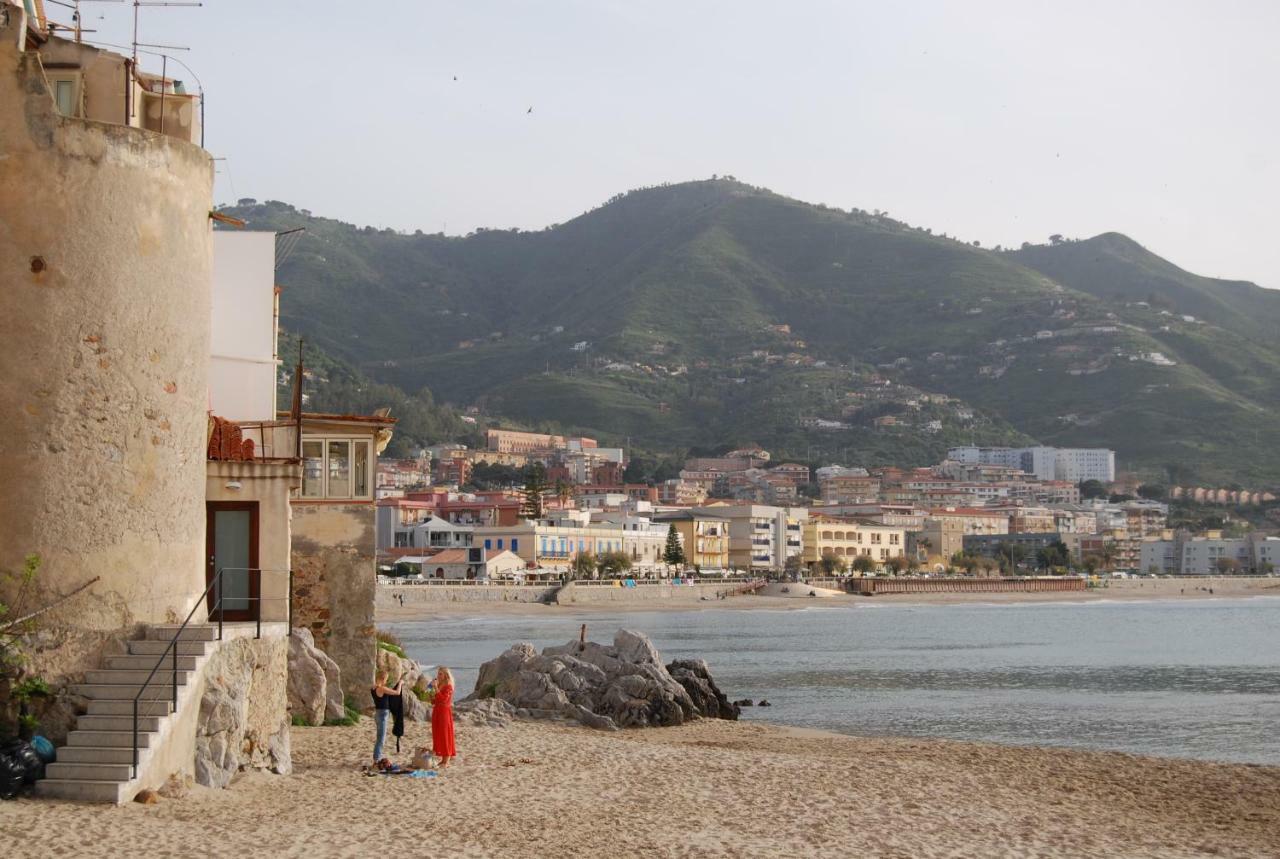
<box><xmin>527</xmin><ymin>106</ymin><xmax>533</xmax><ymax>114</ymax></box>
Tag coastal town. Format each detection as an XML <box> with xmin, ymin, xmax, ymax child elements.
<box><xmin>1</xmin><ymin>3</ymin><xmax>1278</xmax><ymax>858</ymax></box>
<box><xmin>375</xmin><ymin>432</ymin><xmax>1279</xmax><ymax>582</ymax></box>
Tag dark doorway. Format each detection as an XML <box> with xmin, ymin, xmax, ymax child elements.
<box><xmin>206</xmin><ymin>502</ymin><xmax>259</xmax><ymax>622</ymax></box>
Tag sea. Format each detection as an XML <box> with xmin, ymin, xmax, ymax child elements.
<box><xmin>388</xmin><ymin>596</ymin><xmax>1280</xmax><ymax>765</ymax></box>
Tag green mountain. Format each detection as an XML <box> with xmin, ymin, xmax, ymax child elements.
<box><xmin>221</xmin><ymin>180</ymin><xmax>1280</xmax><ymax>486</ymax></box>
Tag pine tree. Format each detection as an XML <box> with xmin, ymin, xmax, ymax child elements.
<box><xmin>663</xmin><ymin>524</ymin><xmax>686</xmax><ymax>567</ymax></box>
<box><xmin>520</xmin><ymin>462</ymin><xmax>549</xmax><ymax>519</ymax></box>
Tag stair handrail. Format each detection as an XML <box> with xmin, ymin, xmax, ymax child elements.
<box><xmin>130</xmin><ymin>567</ymin><xmax>295</xmax><ymax>779</ymax></box>
<box><xmin>130</xmin><ymin>567</ymin><xmax>227</xmax><ymax>779</ymax></box>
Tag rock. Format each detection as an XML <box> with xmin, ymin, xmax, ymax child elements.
<box><xmin>666</xmin><ymin>659</ymin><xmax>740</xmax><ymax>720</ymax></box>
<box><xmin>158</xmin><ymin>773</ymin><xmax>192</xmax><ymax>800</ymax></box>
<box><xmin>195</xmin><ymin>637</ymin><xmax>291</xmax><ymax>789</ymax></box>
<box><xmin>733</xmin><ymin>698</ymin><xmax>754</xmax><ymax>707</ymax></box>
<box><xmin>134</xmin><ymin>788</ymin><xmax>160</xmax><ymax>805</ymax></box>
<box><xmin>454</xmin><ymin>698</ymin><xmax>517</xmax><ymax>727</ymax></box>
<box><xmin>464</xmin><ymin>630</ymin><xmax>736</xmax><ymax>731</ymax></box>
<box><xmin>287</xmin><ymin>631</ymin><xmax>328</xmax><ymax>726</ymax></box>
<box><xmin>757</xmin><ymin>699</ymin><xmax>772</xmax><ymax>707</ymax></box>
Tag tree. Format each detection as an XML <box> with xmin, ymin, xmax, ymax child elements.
<box><xmin>663</xmin><ymin>524</ymin><xmax>685</xmax><ymax>567</ymax></box>
<box><xmin>1215</xmin><ymin>557</ymin><xmax>1239</xmax><ymax>574</ymax></box>
<box><xmin>554</xmin><ymin>479</ymin><xmax>572</xmax><ymax>508</ymax></box>
<box><xmin>818</xmin><ymin>552</ymin><xmax>847</xmax><ymax>576</ymax></box>
<box><xmin>1035</xmin><ymin>539</ymin><xmax>1070</xmax><ymax>572</ymax></box>
<box><xmin>1079</xmin><ymin>479</ymin><xmax>1108</xmax><ymax>500</ymax></box>
<box><xmin>1082</xmin><ymin>554</ymin><xmax>1101</xmax><ymax>576</ymax></box>
<box><xmin>570</xmin><ymin>552</ymin><xmax>596</xmax><ymax>580</ymax></box>
<box><xmin>520</xmin><ymin>463</ymin><xmax>549</xmax><ymax>519</ymax></box>
<box><xmin>1049</xmin><ymin>233</ymin><xmax>1065</xmax><ymax>245</ymax></box>
<box><xmin>884</xmin><ymin>555</ymin><xmax>908</xmax><ymax>576</ymax></box>
<box><xmin>851</xmin><ymin>554</ymin><xmax>876</xmax><ymax>574</ymax></box>
<box><xmin>596</xmin><ymin>550</ymin><xmax>632</xmax><ymax>578</ymax></box>
<box><xmin>951</xmin><ymin>551</ymin><xmax>979</xmax><ymax>575</ymax></box>
<box><xmin>915</xmin><ymin>537</ymin><xmax>933</xmax><ymax>562</ymax></box>
<box><xmin>783</xmin><ymin>554</ymin><xmax>805</xmax><ymax>579</ymax></box>
<box><xmin>1137</xmin><ymin>484</ymin><xmax>1167</xmax><ymax>501</ymax></box>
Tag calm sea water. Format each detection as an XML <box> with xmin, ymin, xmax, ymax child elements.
<box><xmin>388</xmin><ymin>597</ymin><xmax>1280</xmax><ymax>765</ymax></box>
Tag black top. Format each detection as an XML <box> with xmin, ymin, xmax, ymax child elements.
<box><xmin>372</xmin><ymin>682</ymin><xmax>401</xmax><ymax>711</ymax></box>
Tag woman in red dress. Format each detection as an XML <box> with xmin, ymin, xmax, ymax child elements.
<box><xmin>431</xmin><ymin>666</ymin><xmax>457</xmax><ymax>768</ymax></box>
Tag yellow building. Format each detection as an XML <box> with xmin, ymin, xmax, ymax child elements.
<box><xmin>803</xmin><ymin>518</ymin><xmax>907</xmax><ymax>570</ymax></box>
<box><xmin>654</xmin><ymin>511</ymin><xmax>730</xmax><ymax>570</ymax></box>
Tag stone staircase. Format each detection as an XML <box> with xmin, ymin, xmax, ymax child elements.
<box><xmin>36</xmin><ymin>624</ymin><xmax>219</xmax><ymax>803</ymax></box>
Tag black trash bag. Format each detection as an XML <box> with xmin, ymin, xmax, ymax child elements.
<box><xmin>3</xmin><ymin>740</ymin><xmax>44</xmax><ymax>785</ymax></box>
<box><xmin>0</xmin><ymin>753</ymin><xmax>24</xmax><ymax>800</ymax></box>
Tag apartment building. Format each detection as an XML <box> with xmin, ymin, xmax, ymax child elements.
<box><xmin>947</xmin><ymin>445</ymin><xmax>1115</xmax><ymax>483</ymax></box>
<box><xmin>653</xmin><ymin>511</ymin><xmax>731</xmax><ymax>570</ymax></box>
<box><xmin>695</xmin><ymin>504</ymin><xmax>808</xmax><ymax>572</ymax></box>
<box><xmin>1140</xmin><ymin>531</ymin><xmax>1280</xmax><ymax>575</ymax></box>
<box><xmin>803</xmin><ymin>518</ymin><xmax>907</xmax><ymax>569</ymax></box>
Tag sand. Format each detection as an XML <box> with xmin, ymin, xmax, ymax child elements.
<box><xmin>375</xmin><ymin>576</ymin><xmax>1280</xmax><ymax>621</ymax></box>
<box><xmin>3</xmin><ymin>718</ymin><xmax>1277</xmax><ymax>858</ymax></box>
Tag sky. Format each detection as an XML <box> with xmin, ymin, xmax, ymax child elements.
<box><xmin>76</xmin><ymin>0</ymin><xmax>1280</xmax><ymax>287</ymax></box>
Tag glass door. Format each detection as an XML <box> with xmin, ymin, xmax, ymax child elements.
<box><xmin>206</xmin><ymin>502</ymin><xmax>259</xmax><ymax>621</ymax></box>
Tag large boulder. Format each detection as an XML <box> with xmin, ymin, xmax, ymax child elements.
<box><xmin>287</xmin><ymin>628</ymin><xmax>343</xmax><ymax>725</ymax></box>
<box><xmin>666</xmin><ymin>659</ymin><xmax>740</xmax><ymax>720</ymax></box>
<box><xmin>464</xmin><ymin>630</ymin><xmax>735</xmax><ymax>731</ymax></box>
<box><xmin>195</xmin><ymin>637</ymin><xmax>291</xmax><ymax>789</ymax></box>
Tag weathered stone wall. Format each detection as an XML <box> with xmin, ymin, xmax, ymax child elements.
<box><xmin>193</xmin><ymin>635</ymin><xmax>291</xmax><ymax>788</ymax></box>
<box><xmin>291</xmin><ymin>503</ymin><xmax>377</xmax><ymax>702</ymax></box>
<box><xmin>0</xmin><ymin>29</ymin><xmax>213</xmax><ymax>686</ymax></box>
<box><xmin>376</xmin><ymin>583</ymin><xmax>558</xmax><ymax>608</ymax></box>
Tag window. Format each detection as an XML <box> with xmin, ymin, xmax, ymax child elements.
<box><xmin>497</xmin><ymin>538</ymin><xmax>504</xmax><ymax>549</ymax></box>
<box><xmin>51</xmin><ymin>77</ymin><xmax>78</xmax><ymax>117</ymax></box>
<box><xmin>300</xmin><ymin>437</ymin><xmax>374</xmax><ymax>499</ymax></box>
<box><xmin>484</xmin><ymin>539</ymin><xmax>492</xmax><ymax>550</ymax></box>
<box><xmin>511</xmin><ymin>538</ymin><xmax>518</xmax><ymax>552</ymax></box>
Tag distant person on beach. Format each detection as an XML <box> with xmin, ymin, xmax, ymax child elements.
<box><xmin>371</xmin><ymin>669</ymin><xmax>402</xmax><ymax>764</ymax></box>
<box><xmin>432</xmin><ymin>666</ymin><xmax>457</xmax><ymax>768</ymax></box>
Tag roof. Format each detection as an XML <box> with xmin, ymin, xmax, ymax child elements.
<box><xmin>285</xmin><ymin>411</ymin><xmax>398</xmax><ymax>426</ymax></box>
<box><xmin>397</xmin><ymin>549</ymin><xmax>471</xmax><ymax>565</ymax></box>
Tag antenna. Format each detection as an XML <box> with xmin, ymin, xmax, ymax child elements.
<box><xmin>130</xmin><ymin>1</ymin><xmax>202</xmax><ymax>68</ymax></box>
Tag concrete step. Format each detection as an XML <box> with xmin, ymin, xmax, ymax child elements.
<box><xmin>68</xmin><ymin>730</ymin><xmax>156</xmax><ymax>749</ymax></box>
<box><xmin>128</xmin><ymin>639</ymin><xmax>212</xmax><ymax>657</ymax></box>
<box><xmin>105</xmin><ymin>654</ymin><xmax>199</xmax><ymax>671</ymax></box>
<box><xmin>84</xmin><ymin>669</ymin><xmax>192</xmax><ymax>686</ymax></box>
<box><xmin>36</xmin><ymin>779</ymin><xmax>127</xmax><ymax>803</ymax></box>
<box><xmin>85</xmin><ymin>699</ymin><xmax>173</xmax><ymax>716</ymax></box>
<box><xmin>71</xmin><ymin>683</ymin><xmax>179</xmax><ymax>700</ymax></box>
<box><xmin>76</xmin><ymin>714</ymin><xmax>163</xmax><ymax>732</ymax></box>
<box><xmin>57</xmin><ymin>746</ymin><xmax>147</xmax><ymax>765</ymax></box>
<box><xmin>45</xmin><ymin>761</ymin><xmax>132</xmax><ymax>782</ymax></box>
<box><xmin>146</xmin><ymin>624</ymin><xmax>219</xmax><ymax>642</ymax></box>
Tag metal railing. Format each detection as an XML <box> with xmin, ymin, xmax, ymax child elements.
<box><xmin>131</xmin><ymin>567</ymin><xmax>292</xmax><ymax>778</ymax></box>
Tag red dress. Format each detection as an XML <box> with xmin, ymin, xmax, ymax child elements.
<box><xmin>432</xmin><ymin>683</ymin><xmax>456</xmax><ymax>758</ymax></box>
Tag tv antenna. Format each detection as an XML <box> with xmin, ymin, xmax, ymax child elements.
<box><xmin>128</xmin><ymin>1</ymin><xmax>202</xmax><ymax>66</ymax></box>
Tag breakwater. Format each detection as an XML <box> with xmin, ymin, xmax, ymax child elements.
<box><xmin>851</xmin><ymin>576</ymin><xmax>1085</xmax><ymax>595</ymax></box>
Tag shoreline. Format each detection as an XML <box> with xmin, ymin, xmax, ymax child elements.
<box><xmin>12</xmin><ymin>718</ymin><xmax>1279</xmax><ymax>857</ymax></box>
<box><xmin>377</xmin><ymin>577</ymin><xmax>1280</xmax><ymax>621</ymax></box>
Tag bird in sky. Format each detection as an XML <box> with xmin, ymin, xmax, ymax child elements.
<box><xmin>527</xmin><ymin>106</ymin><xmax>533</xmax><ymax>114</ymax></box>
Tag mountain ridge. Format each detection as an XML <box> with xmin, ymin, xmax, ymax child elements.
<box><xmin>220</xmin><ymin>179</ymin><xmax>1280</xmax><ymax>486</ymax></box>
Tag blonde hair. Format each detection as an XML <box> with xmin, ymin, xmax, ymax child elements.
<box><xmin>436</xmin><ymin>666</ymin><xmax>455</xmax><ymax>689</ymax></box>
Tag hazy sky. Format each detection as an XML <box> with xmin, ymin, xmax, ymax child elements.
<box><xmin>82</xmin><ymin>1</ymin><xmax>1279</xmax><ymax>287</ymax></box>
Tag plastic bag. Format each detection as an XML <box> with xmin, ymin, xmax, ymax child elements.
<box><xmin>0</xmin><ymin>753</ymin><xmax>24</xmax><ymax>800</ymax></box>
<box><xmin>3</xmin><ymin>740</ymin><xmax>44</xmax><ymax>784</ymax></box>
<box><xmin>30</xmin><ymin>735</ymin><xmax>55</xmax><ymax>765</ymax></box>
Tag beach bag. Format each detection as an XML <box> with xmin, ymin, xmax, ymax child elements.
<box><xmin>410</xmin><ymin>747</ymin><xmax>433</xmax><ymax>770</ymax></box>
<box><xmin>0</xmin><ymin>752</ymin><xmax>24</xmax><ymax>799</ymax></box>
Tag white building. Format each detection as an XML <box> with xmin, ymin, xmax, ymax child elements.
<box><xmin>693</xmin><ymin>504</ymin><xmax>808</xmax><ymax>572</ymax></box>
<box><xmin>210</xmin><ymin>232</ymin><xmax>279</xmax><ymax>422</ymax></box>
<box><xmin>947</xmin><ymin>445</ymin><xmax>1115</xmax><ymax>483</ymax></box>
<box><xmin>1140</xmin><ymin>532</ymin><xmax>1280</xmax><ymax>575</ymax></box>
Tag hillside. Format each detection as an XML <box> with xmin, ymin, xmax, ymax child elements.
<box><xmin>221</xmin><ymin>180</ymin><xmax>1280</xmax><ymax>485</ymax></box>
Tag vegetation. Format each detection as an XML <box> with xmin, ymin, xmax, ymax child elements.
<box><xmin>520</xmin><ymin>463</ymin><xmax>550</xmax><ymax>519</ymax></box>
<box><xmin>570</xmin><ymin>552</ymin><xmax>597</xmax><ymax>580</ymax></box>
<box><xmin>596</xmin><ymin>551</ymin><xmax>633</xmax><ymax>578</ymax></box>
<box><xmin>221</xmin><ymin>182</ymin><xmax>1280</xmax><ymax>485</ymax></box>
<box><xmin>663</xmin><ymin>525</ymin><xmax>686</xmax><ymax>567</ymax></box>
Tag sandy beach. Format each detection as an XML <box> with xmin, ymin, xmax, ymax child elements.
<box><xmin>3</xmin><ymin>717</ymin><xmax>1277</xmax><ymax>858</ymax></box>
<box><xmin>375</xmin><ymin>576</ymin><xmax>1280</xmax><ymax>621</ymax></box>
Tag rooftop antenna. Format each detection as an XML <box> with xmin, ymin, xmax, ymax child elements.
<box><xmin>130</xmin><ymin>1</ymin><xmax>201</xmax><ymax>68</ymax></box>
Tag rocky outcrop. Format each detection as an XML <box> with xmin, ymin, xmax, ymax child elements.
<box><xmin>287</xmin><ymin>629</ymin><xmax>345</xmax><ymax>726</ymax></box>
<box><xmin>194</xmin><ymin>637</ymin><xmax>291</xmax><ymax>789</ymax></box>
<box><xmin>464</xmin><ymin>630</ymin><xmax>738</xmax><ymax>731</ymax></box>
<box><xmin>666</xmin><ymin>659</ymin><xmax>741</xmax><ymax>721</ymax></box>
<box><xmin>454</xmin><ymin>698</ymin><xmax>517</xmax><ymax>728</ymax></box>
